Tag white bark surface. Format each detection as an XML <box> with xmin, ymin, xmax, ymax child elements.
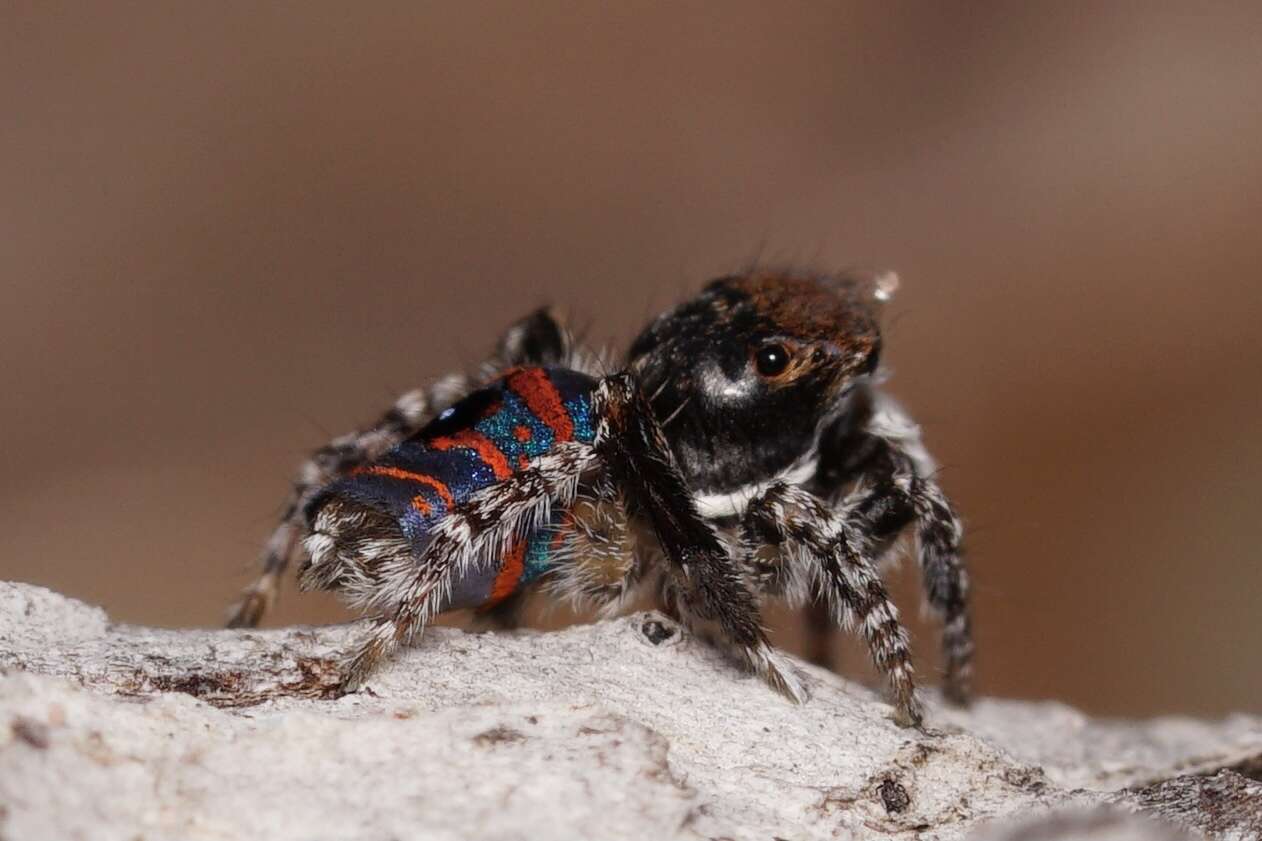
<box><xmin>0</xmin><ymin>582</ymin><xmax>1259</xmax><ymax>841</ymax></box>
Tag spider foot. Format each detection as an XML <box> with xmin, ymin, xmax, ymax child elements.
<box><xmin>225</xmin><ymin>579</ymin><xmax>275</xmax><ymax>629</ymax></box>
<box><xmin>750</xmin><ymin>642</ymin><xmax>810</xmax><ymax>704</ymax></box>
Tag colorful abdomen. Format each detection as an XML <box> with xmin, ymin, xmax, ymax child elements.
<box><xmin>307</xmin><ymin>366</ymin><xmax>597</xmax><ymax>610</ymax></box>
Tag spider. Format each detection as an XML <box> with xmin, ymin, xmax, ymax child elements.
<box><xmin>227</xmin><ymin>269</ymin><xmax>973</xmax><ymax>727</ymax></box>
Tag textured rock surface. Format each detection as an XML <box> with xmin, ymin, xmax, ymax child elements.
<box><xmin>0</xmin><ymin>582</ymin><xmax>1259</xmax><ymax>841</ymax></box>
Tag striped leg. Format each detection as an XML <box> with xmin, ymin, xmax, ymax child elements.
<box><xmin>742</xmin><ymin>482</ymin><xmax>923</xmax><ymax>727</ymax></box>
<box><xmin>331</xmin><ymin>442</ymin><xmax>599</xmax><ymax>690</ymax></box>
<box><xmin>226</xmin><ymin>307</ymin><xmax>582</xmax><ymax>628</ymax></box>
<box><xmin>810</xmin><ymin>390</ymin><xmax>974</xmax><ymax>706</ymax></box>
<box><xmin>845</xmin><ymin>453</ymin><xmax>973</xmax><ymax>705</ymax></box>
<box><xmin>591</xmin><ymin>374</ymin><xmax>805</xmax><ymax>704</ymax></box>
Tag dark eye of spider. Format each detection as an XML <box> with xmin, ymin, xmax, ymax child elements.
<box><xmin>754</xmin><ymin>344</ymin><xmax>791</xmax><ymax>377</ymax></box>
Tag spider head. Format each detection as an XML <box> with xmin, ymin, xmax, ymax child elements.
<box><xmin>628</xmin><ymin>269</ymin><xmax>895</xmax><ymax>508</ymax></box>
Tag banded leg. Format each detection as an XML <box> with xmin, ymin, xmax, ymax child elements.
<box><xmin>226</xmin><ymin>307</ymin><xmax>581</xmax><ymax>628</ymax></box>
<box><xmin>813</xmin><ymin>389</ymin><xmax>974</xmax><ymax>705</ymax></box>
<box><xmin>591</xmin><ymin>374</ymin><xmax>805</xmax><ymax>703</ymax></box>
<box><xmin>328</xmin><ymin>442</ymin><xmax>600</xmax><ymax>690</ymax></box>
<box><xmin>844</xmin><ymin>450</ymin><xmax>973</xmax><ymax>704</ymax></box>
<box><xmin>742</xmin><ymin>482</ymin><xmax>923</xmax><ymax>727</ymax></box>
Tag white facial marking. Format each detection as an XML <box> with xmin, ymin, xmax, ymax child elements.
<box><xmin>698</xmin><ymin>361</ymin><xmax>753</xmax><ymax>402</ymax></box>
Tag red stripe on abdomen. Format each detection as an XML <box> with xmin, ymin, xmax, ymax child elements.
<box><xmin>352</xmin><ymin>465</ymin><xmax>456</xmax><ymax>510</ymax></box>
<box><xmin>506</xmin><ymin>367</ymin><xmax>574</xmax><ymax>442</ymax></box>
<box><xmin>486</xmin><ymin>538</ymin><xmax>526</xmax><ymax>605</ymax></box>
<box><xmin>429</xmin><ymin>429</ymin><xmax>513</xmax><ymax>480</ymax></box>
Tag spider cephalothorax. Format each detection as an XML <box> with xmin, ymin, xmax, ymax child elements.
<box><xmin>228</xmin><ymin>269</ymin><xmax>972</xmax><ymax>728</ymax></box>
<box><xmin>630</xmin><ymin>272</ymin><xmax>888</xmax><ymax>514</ymax></box>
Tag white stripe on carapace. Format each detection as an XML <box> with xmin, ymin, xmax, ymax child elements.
<box><xmin>693</xmin><ymin>455</ymin><xmax>819</xmax><ymax>519</ymax></box>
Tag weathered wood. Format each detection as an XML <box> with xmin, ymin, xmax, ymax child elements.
<box><xmin>1</xmin><ymin>582</ymin><xmax>1258</xmax><ymax>840</ymax></box>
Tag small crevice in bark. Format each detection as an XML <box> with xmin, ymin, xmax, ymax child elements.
<box><xmin>877</xmin><ymin>777</ymin><xmax>911</xmax><ymax>814</ymax></box>
<box><xmin>472</xmin><ymin>726</ymin><xmax>527</xmax><ymax>747</ymax></box>
<box><xmin>115</xmin><ymin>656</ymin><xmax>342</xmax><ymax>708</ymax></box>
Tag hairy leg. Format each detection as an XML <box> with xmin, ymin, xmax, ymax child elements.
<box><xmin>328</xmin><ymin>442</ymin><xmax>599</xmax><ymax>690</ymax></box>
<box><xmin>855</xmin><ymin>452</ymin><xmax>972</xmax><ymax>704</ymax></box>
<box><xmin>226</xmin><ymin>307</ymin><xmax>582</xmax><ymax>628</ymax></box>
<box><xmin>591</xmin><ymin>373</ymin><xmax>805</xmax><ymax>703</ymax></box>
<box><xmin>811</xmin><ymin>389</ymin><xmax>974</xmax><ymax>705</ymax></box>
<box><xmin>742</xmin><ymin>481</ymin><xmax>923</xmax><ymax>727</ymax></box>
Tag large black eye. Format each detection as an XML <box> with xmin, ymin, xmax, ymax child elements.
<box><xmin>754</xmin><ymin>343</ymin><xmax>791</xmax><ymax>377</ymax></box>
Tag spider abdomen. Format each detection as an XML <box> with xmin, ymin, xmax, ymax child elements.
<box><xmin>300</xmin><ymin>366</ymin><xmax>597</xmax><ymax>612</ymax></box>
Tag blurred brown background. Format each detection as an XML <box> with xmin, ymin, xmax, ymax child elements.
<box><xmin>3</xmin><ymin>2</ymin><xmax>1259</xmax><ymax>717</ymax></box>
